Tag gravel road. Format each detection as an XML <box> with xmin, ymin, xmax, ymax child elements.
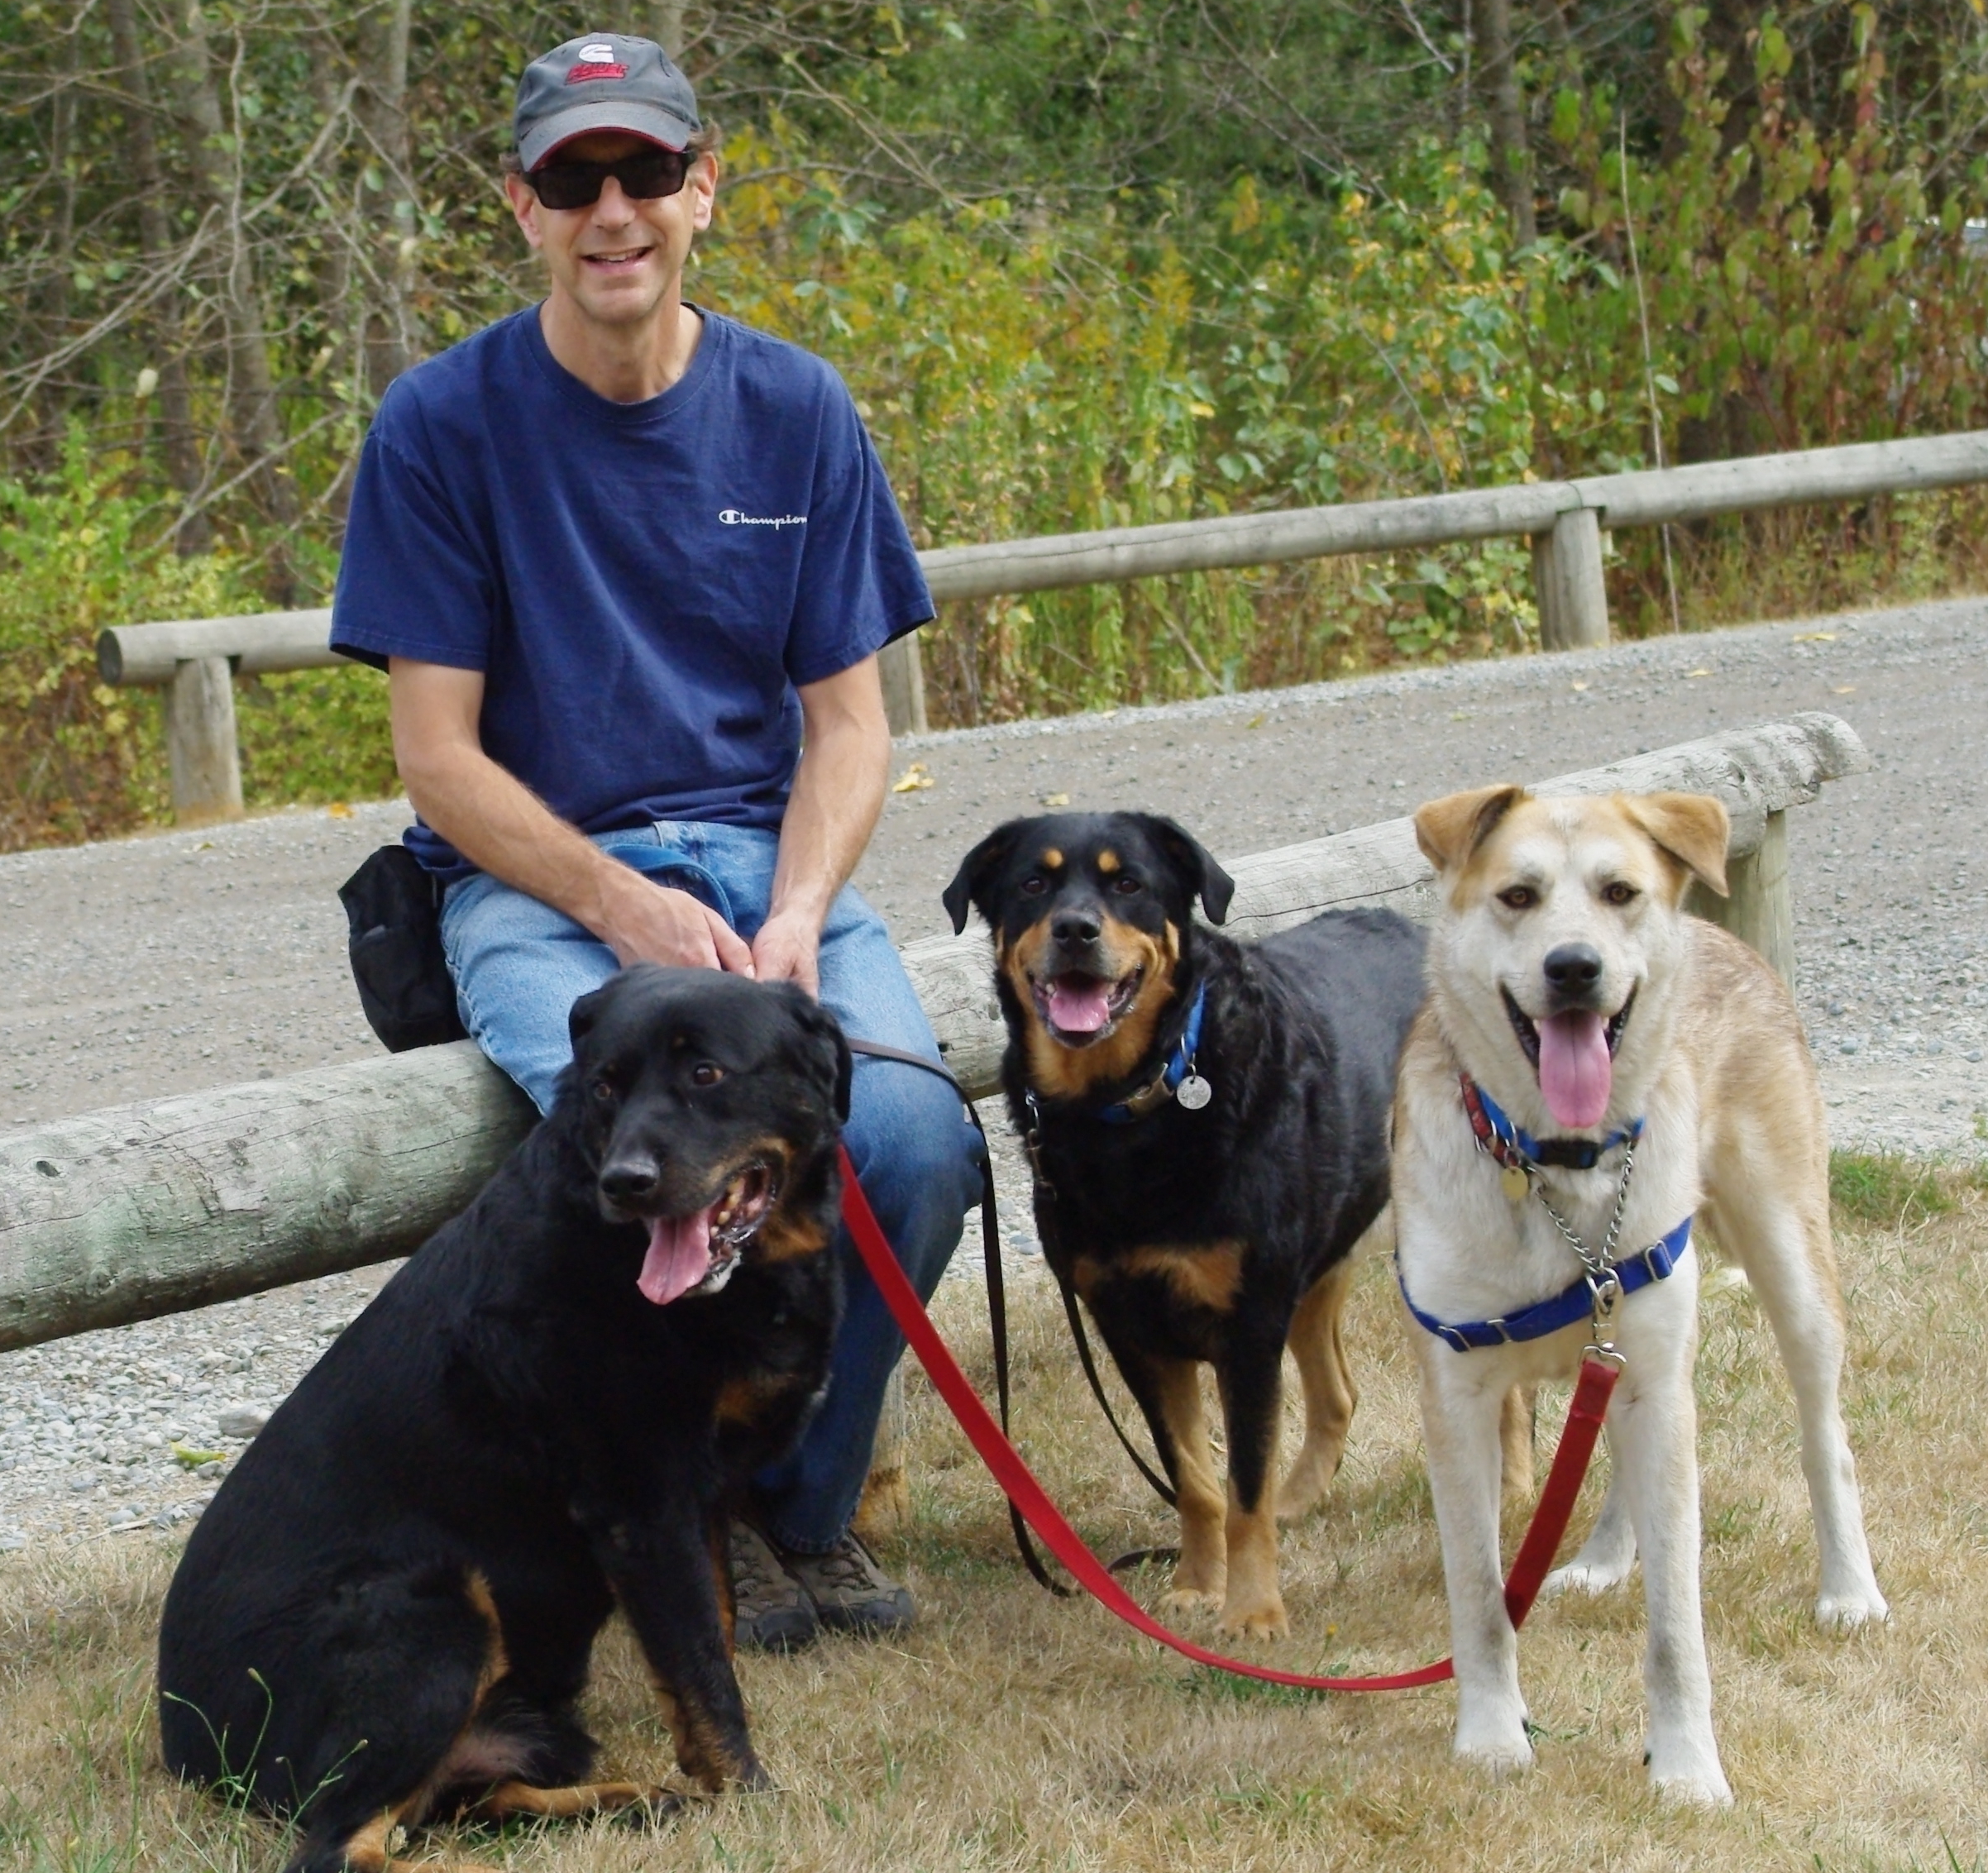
<box><xmin>4</xmin><ymin>594</ymin><xmax>1985</xmax><ymax>1553</ymax></box>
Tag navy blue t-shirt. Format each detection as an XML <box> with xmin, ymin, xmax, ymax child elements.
<box><xmin>329</xmin><ymin>305</ymin><xmax>933</xmax><ymax>877</ymax></box>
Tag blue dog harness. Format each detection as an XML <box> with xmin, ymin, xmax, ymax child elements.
<box><xmin>1398</xmin><ymin>1217</ymin><xmax>1694</xmax><ymax>1352</ymax></box>
<box><xmin>1400</xmin><ymin>1072</ymin><xmax>1691</xmax><ymax>1354</ymax></box>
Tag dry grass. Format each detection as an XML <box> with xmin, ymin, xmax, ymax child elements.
<box><xmin>5</xmin><ymin>1178</ymin><xmax>1987</xmax><ymax>1873</ymax></box>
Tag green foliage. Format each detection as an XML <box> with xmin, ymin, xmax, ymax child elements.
<box><xmin>0</xmin><ymin>433</ymin><xmax>255</xmax><ymax>848</ymax></box>
<box><xmin>4</xmin><ymin>3</ymin><xmax>1988</xmax><ymax>844</ymax></box>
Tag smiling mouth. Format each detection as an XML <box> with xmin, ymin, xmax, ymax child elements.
<box><xmin>581</xmin><ymin>245</ymin><xmax>655</xmax><ymax>270</ymax></box>
<box><xmin>1501</xmin><ymin>987</ymin><xmax>1636</xmax><ymax>1067</ymax></box>
<box><xmin>632</xmin><ymin>1162</ymin><xmax>777</xmax><ymax>1307</ymax></box>
<box><xmin>1030</xmin><ymin>968</ymin><xmax>1144</xmax><ymax>1048</ymax></box>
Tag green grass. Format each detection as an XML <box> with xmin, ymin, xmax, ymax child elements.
<box><xmin>1828</xmin><ymin>1152</ymin><xmax>1957</xmax><ymax>1227</ymax></box>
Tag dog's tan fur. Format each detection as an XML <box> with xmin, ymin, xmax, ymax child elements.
<box><xmin>1393</xmin><ymin>786</ymin><xmax>1885</xmax><ymax>1805</ymax></box>
<box><xmin>1005</xmin><ymin>914</ymin><xmax>1183</xmax><ymax>1100</ymax></box>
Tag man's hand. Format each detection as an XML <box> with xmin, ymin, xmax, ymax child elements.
<box><xmin>750</xmin><ymin>910</ymin><xmax>820</xmax><ymax>996</ymax></box>
<box><xmin>599</xmin><ymin>871</ymin><xmax>757</xmax><ymax>977</ymax></box>
<box><xmin>389</xmin><ymin>658</ymin><xmax>757</xmax><ymax>977</ymax></box>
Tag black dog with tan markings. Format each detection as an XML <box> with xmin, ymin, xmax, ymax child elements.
<box><xmin>157</xmin><ymin>964</ymin><xmax>850</xmax><ymax>1873</ymax></box>
<box><xmin>945</xmin><ymin>813</ymin><xmax>1426</xmax><ymax>1638</ymax></box>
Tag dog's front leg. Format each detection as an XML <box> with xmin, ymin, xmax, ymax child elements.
<box><xmin>1215</xmin><ymin>1325</ymin><xmax>1289</xmax><ymax>1640</ymax></box>
<box><xmin>1608</xmin><ymin>1352</ymin><xmax>1732</xmax><ymax>1805</ymax></box>
<box><xmin>585</xmin><ymin>1503</ymin><xmax>767</xmax><ymax>1794</ymax></box>
<box><xmin>1145</xmin><ymin>1356</ymin><xmax>1228</xmax><ymax>1613</ymax></box>
<box><xmin>1543</xmin><ymin>1427</ymin><xmax>1638</xmax><ymax>1597</ymax></box>
<box><xmin>1421</xmin><ymin>1350</ymin><xmax>1532</xmax><ymax>1772</ymax></box>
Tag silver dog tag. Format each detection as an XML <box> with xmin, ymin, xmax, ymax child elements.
<box><xmin>1175</xmin><ymin>1073</ymin><xmax>1212</xmax><ymax>1111</ymax></box>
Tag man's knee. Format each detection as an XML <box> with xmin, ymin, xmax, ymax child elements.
<box><xmin>842</xmin><ymin>1063</ymin><xmax>982</xmax><ymax>1252</ymax></box>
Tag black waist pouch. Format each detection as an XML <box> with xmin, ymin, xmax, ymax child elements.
<box><xmin>338</xmin><ymin>844</ymin><xmax>470</xmax><ymax>1053</ymax></box>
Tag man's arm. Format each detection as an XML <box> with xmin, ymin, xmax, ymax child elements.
<box><xmin>389</xmin><ymin>657</ymin><xmax>755</xmax><ymax>975</ymax></box>
<box><xmin>751</xmin><ymin>654</ymin><xmax>892</xmax><ymax>996</ymax></box>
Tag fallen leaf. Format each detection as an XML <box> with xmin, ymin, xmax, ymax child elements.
<box><xmin>170</xmin><ymin>1441</ymin><xmax>226</xmax><ymax>1469</ymax></box>
<box><xmin>1833</xmin><ymin>686</ymin><xmax>1856</xmax><ymax>695</ymax></box>
<box><xmin>327</xmin><ymin>800</ymin><xmax>352</xmax><ymax>819</ymax></box>
<box><xmin>194</xmin><ymin>840</ymin><xmax>215</xmax><ymax>852</ymax></box>
<box><xmin>890</xmin><ymin>762</ymin><xmax>934</xmax><ymax>795</ymax></box>
<box><xmin>1790</xmin><ymin>631</ymin><xmax>1837</xmax><ymax>643</ymax></box>
<box><xmin>1041</xmin><ymin>792</ymin><xmax>1070</xmax><ymax>808</ymax></box>
<box><xmin>1686</xmin><ymin>668</ymin><xmax>1712</xmax><ymax>678</ymax></box>
<box><xmin>1449</xmin><ymin>709</ymin><xmax>1472</xmax><ymax>721</ymax></box>
<box><xmin>1246</xmin><ymin>713</ymin><xmax>1266</xmax><ymax>729</ymax></box>
<box><xmin>1570</xmin><ymin>680</ymin><xmax>1589</xmax><ymax>693</ymax></box>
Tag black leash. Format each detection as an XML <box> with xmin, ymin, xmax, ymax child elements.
<box><xmin>843</xmin><ymin>1038</ymin><xmax>1070</xmax><ymax>1594</ymax></box>
<box><xmin>848</xmin><ymin>1038</ymin><xmax>1183</xmax><ymax>1588</ymax></box>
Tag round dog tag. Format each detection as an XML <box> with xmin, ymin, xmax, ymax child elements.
<box><xmin>1500</xmin><ymin>1163</ymin><xmax>1530</xmax><ymax>1203</ymax></box>
<box><xmin>1175</xmin><ymin>1073</ymin><xmax>1212</xmax><ymax>1111</ymax></box>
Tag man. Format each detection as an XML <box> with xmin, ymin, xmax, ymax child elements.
<box><xmin>328</xmin><ymin>32</ymin><xmax>979</xmax><ymax>1650</ymax></box>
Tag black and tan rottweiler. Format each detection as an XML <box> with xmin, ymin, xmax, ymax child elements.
<box><xmin>945</xmin><ymin>813</ymin><xmax>1426</xmax><ymax>1638</ymax></box>
<box><xmin>157</xmin><ymin>964</ymin><xmax>850</xmax><ymax>1873</ymax></box>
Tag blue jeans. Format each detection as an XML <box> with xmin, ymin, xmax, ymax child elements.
<box><xmin>440</xmin><ymin>820</ymin><xmax>982</xmax><ymax>1553</ymax></box>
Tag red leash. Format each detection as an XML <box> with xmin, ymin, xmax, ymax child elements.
<box><xmin>836</xmin><ymin>1146</ymin><xmax>1619</xmax><ymax>1694</ymax></box>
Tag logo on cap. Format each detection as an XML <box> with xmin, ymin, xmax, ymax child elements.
<box><xmin>568</xmin><ymin>41</ymin><xmax>627</xmax><ymax>82</ymax></box>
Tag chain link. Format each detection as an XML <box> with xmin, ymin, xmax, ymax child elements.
<box><xmin>1479</xmin><ymin>1133</ymin><xmax>1638</xmax><ymax>1354</ymax></box>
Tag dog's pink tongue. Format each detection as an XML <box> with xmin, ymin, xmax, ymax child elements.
<box><xmin>638</xmin><ymin>1207</ymin><xmax>716</xmax><ymax>1306</ymax></box>
<box><xmin>1047</xmin><ymin>977</ymin><xmax>1112</xmax><ymax>1034</ymax></box>
<box><xmin>1538</xmin><ymin>1011</ymin><xmax>1613</xmax><ymax>1129</ymax></box>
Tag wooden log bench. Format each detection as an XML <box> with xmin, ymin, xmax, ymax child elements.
<box><xmin>0</xmin><ymin>710</ymin><xmax>1866</xmax><ymax>1360</ymax></box>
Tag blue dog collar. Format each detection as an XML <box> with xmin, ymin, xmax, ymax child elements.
<box><xmin>1467</xmin><ymin>1076</ymin><xmax>1642</xmax><ymax>1172</ymax></box>
<box><xmin>1097</xmin><ymin>983</ymin><xmax>1207</xmax><ymax>1125</ymax></box>
<box><xmin>1397</xmin><ymin>1216</ymin><xmax>1693</xmax><ymax>1353</ymax></box>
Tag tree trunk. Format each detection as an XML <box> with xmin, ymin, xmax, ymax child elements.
<box><xmin>650</xmin><ymin>2</ymin><xmax>687</xmax><ymax>59</ymax></box>
<box><xmin>104</xmin><ymin>0</ymin><xmax>213</xmax><ymax>554</ymax></box>
<box><xmin>352</xmin><ymin>0</ymin><xmax>417</xmax><ymax>399</ymax></box>
<box><xmin>1478</xmin><ymin>0</ymin><xmax>1536</xmax><ymax>246</ymax></box>
<box><xmin>173</xmin><ymin>0</ymin><xmax>301</xmax><ymax>592</ymax></box>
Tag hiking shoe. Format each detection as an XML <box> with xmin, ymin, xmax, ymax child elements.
<box><xmin>729</xmin><ymin>1521</ymin><xmax>820</xmax><ymax>1652</ymax></box>
<box><xmin>772</xmin><ymin>1531</ymin><xmax>915</xmax><ymax>1636</ymax></box>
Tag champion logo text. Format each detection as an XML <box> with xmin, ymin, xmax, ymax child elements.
<box><xmin>718</xmin><ymin>509</ymin><xmax>807</xmax><ymax>528</ymax></box>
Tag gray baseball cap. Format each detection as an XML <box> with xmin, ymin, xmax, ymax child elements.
<box><xmin>514</xmin><ymin>33</ymin><xmax>701</xmax><ymax>171</ymax></box>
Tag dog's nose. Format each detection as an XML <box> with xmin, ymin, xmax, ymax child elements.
<box><xmin>1542</xmin><ymin>943</ymin><xmax>1604</xmax><ymax>993</ymax></box>
<box><xmin>598</xmin><ymin>1158</ymin><xmax>660</xmax><ymax>1205</ymax></box>
<box><xmin>1052</xmin><ymin>908</ymin><xmax>1102</xmax><ymax>946</ymax></box>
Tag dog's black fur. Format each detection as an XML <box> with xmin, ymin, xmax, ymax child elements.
<box><xmin>945</xmin><ymin>813</ymin><xmax>1426</xmax><ymax>1632</ymax></box>
<box><xmin>157</xmin><ymin>965</ymin><xmax>850</xmax><ymax>1873</ymax></box>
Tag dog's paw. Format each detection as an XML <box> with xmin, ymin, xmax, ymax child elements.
<box><xmin>1651</xmin><ymin>1767</ymin><xmax>1734</xmax><ymax>1808</ymax></box>
<box><xmin>1163</xmin><ymin>1586</ymin><xmax>1224</xmax><ymax>1617</ymax></box>
<box><xmin>1542</xmin><ymin>1555</ymin><xmax>1634</xmax><ymax>1599</ymax></box>
<box><xmin>1453</xmin><ymin>1731</ymin><xmax>1534</xmax><ymax>1777</ymax></box>
<box><xmin>1276</xmin><ymin>1450</ymin><xmax>1340</xmax><ymax>1523</ymax></box>
<box><xmin>1814</xmin><ymin>1586</ymin><xmax>1890</xmax><ymax>1632</ymax></box>
<box><xmin>612</xmin><ymin>1789</ymin><xmax>690</xmax><ymax>1830</ymax></box>
<box><xmin>1215</xmin><ymin>1595</ymin><xmax>1290</xmax><ymax>1641</ymax></box>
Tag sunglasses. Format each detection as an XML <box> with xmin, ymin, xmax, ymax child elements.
<box><xmin>527</xmin><ymin>146</ymin><xmax>694</xmax><ymax>212</ymax></box>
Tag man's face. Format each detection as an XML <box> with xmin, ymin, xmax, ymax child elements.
<box><xmin>504</xmin><ymin>130</ymin><xmax>716</xmax><ymax>329</ymax></box>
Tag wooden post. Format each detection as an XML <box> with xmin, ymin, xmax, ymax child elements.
<box><xmin>879</xmin><ymin>630</ymin><xmax>929</xmax><ymax>737</ymax></box>
<box><xmin>1689</xmin><ymin>808</ymin><xmax>1796</xmax><ymax>989</ymax></box>
<box><xmin>1532</xmin><ymin>508</ymin><xmax>1609</xmax><ymax>650</ymax></box>
<box><xmin>852</xmin><ymin>1363</ymin><xmax>910</xmax><ymax>1544</ymax></box>
<box><xmin>165</xmin><ymin>655</ymin><xmax>244</xmax><ymax>826</ymax></box>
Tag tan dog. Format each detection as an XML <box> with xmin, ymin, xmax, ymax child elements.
<box><xmin>1392</xmin><ymin>786</ymin><xmax>1886</xmax><ymax>1804</ymax></box>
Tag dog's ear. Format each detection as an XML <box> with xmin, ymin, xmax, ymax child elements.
<box><xmin>942</xmin><ymin>823</ymin><xmax>1020</xmax><ymax>934</ymax></box>
<box><xmin>786</xmin><ymin>991</ymin><xmax>854</xmax><ymax>1124</ymax></box>
<box><xmin>1618</xmin><ymin>791</ymin><xmax>1731</xmax><ymax>901</ymax></box>
<box><xmin>1414</xmin><ymin>784</ymin><xmax>1528</xmax><ymax>875</ymax></box>
<box><xmin>1147</xmin><ymin>817</ymin><xmax>1235</xmax><ymax>925</ymax></box>
<box><xmin>568</xmin><ymin>982</ymin><xmax>609</xmax><ymax>1052</ymax></box>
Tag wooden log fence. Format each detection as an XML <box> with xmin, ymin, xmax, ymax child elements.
<box><xmin>96</xmin><ymin>431</ymin><xmax>1985</xmax><ymax>824</ymax></box>
<box><xmin>0</xmin><ymin>711</ymin><xmax>1866</xmax><ymax>1357</ymax></box>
